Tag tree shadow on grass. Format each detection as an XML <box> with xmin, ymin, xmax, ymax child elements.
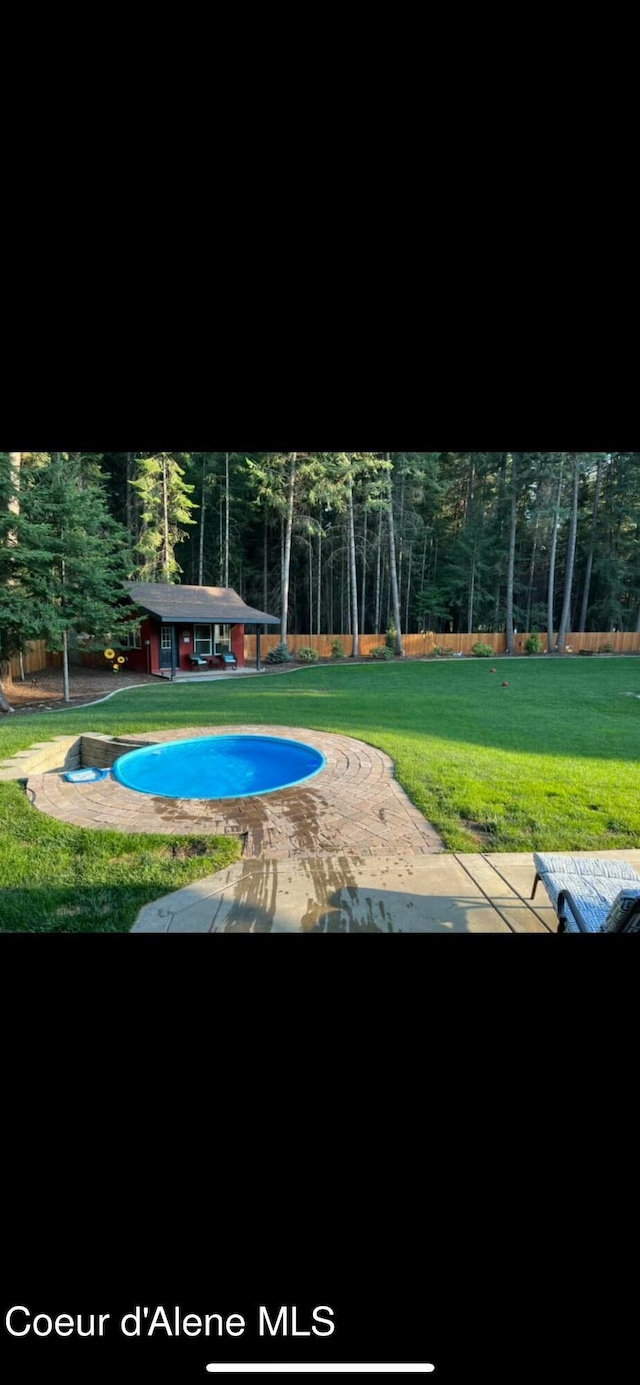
<box><xmin>0</xmin><ymin>885</ymin><xmax>166</xmax><ymax>934</ymax></box>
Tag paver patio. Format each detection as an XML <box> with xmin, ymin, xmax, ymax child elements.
<box><xmin>25</xmin><ymin>725</ymin><xmax>444</xmax><ymax>860</ymax></box>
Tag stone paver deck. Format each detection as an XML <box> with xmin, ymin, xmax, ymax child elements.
<box><xmin>132</xmin><ymin>849</ymin><xmax>640</xmax><ymax>933</ymax></box>
<box><xmin>26</xmin><ymin>725</ymin><xmax>444</xmax><ymax>860</ymax></box>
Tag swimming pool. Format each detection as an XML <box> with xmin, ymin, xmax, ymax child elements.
<box><xmin>113</xmin><ymin>735</ymin><xmax>327</xmax><ymax>801</ymax></box>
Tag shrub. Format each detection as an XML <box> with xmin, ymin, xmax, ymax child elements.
<box><xmin>297</xmin><ymin>646</ymin><xmax>319</xmax><ymax>664</ymax></box>
<box><xmin>331</xmin><ymin>639</ymin><xmax>346</xmax><ymax>659</ymax></box>
<box><xmin>472</xmin><ymin>642</ymin><xmax>494</xmax><ymax>658</ymax></box>
<box><xmin>266</xmin><ymin>643</ymin><xmax>294</xmax><ymax>665</ymax></box>
<box><xmin>371</xmin><ymin>645</ymin><xmax>394</xmax><ymax>661</ymax></box>
<box><xmin>578</xmin><ymin>650</ymin><xmax>595</xmax><ymax>657</ymax></box>
<box><xmin>599</xmin><ymin>643</ymin><xmax>615</xmax><ymax>653</ymax></box>
<box><xmin>386</xmin><ymin>625</ymin><xmax>397</xmax><ymax>652</ymax></box>
<box><xmin>432</xmin><ymin>645</ymin><xmax>455</xmax><ymax>658</ymax></box>
<box><xmin>525</xmin><ymin>633</ymin><xmax>544</xmax><ymax>655</ymax></box>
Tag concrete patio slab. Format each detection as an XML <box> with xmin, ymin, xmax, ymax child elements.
<box><xmin>132</xmin><ymin>852</ymin><xmax>558</xmax><ymax>934</ymax></box>
<box><xmin>133</xmin><ymin>848</ymin><xmax>640</xmax><ymax>934</ymax></box>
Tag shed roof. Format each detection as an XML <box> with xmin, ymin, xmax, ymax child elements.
<box><xmin>124</xmin><ymin>583</ymin><xmax>280</xmax><ymax>626</ymax></box>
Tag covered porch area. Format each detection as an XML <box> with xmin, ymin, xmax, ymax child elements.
<box><xmin>158</xmin><ymin>666</ymin><xmax>266</xmax><ymax>683</ymax></box>
<box><xmin>122</xmin><ymin>582</ymin><xmax>281</xmax><ymax>679</ymax></box>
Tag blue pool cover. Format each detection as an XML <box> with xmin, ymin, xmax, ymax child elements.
<box><xmin>113</xmin><ymin>735</ymin><xmax>327</xmax><ymax>801</ymax></box>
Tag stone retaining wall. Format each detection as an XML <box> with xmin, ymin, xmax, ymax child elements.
<box><xmin>0</xmin><ymin>733</ymin><xmax>152</xmax><ymax>782</ymax></box>
<box><xmin>0</xmin><ymin>735</ymin><xmax>81</xmax><ymax>782</ymax></box>
<box><xmin>79</xmin><ymin>735</ymin><xmax>151</xmax><ymax>769</ymax></box>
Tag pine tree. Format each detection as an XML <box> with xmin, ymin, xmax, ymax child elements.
<box><xmin>0</xmin><ymin>454</ymin><xmax>137</xmax><ymax>702</ymax></box>
<box><xmin>130</xmin><ymin>453</ymin><xmax>196</xmax><ymax>582</ymax></box>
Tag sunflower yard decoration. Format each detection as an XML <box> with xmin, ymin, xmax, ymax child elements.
<box><xmin>104</xmin><ymin>648</ymin><xmax>116</xmax><ymax>661</ymax></box>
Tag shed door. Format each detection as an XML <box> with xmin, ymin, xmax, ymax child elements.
<box><xmin>160</xmin><ymin>627</ymin><xmax>173</xmax><ymax>669</ymax></box>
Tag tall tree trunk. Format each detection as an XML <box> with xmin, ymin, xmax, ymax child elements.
<box><xmin>317</xmin><ymin>524</ymin><xmax>322</xmax><ymax>636</ymax></box>
<box><xmin>346</xmin><ymin>533</ymin><xmax>352</xmax><ymax>636</ymax></box>
<box><xmin>225</xmin><ymin>451</ymin><xmax>230</xmax><ymax>587</ymax></box>
<box><xmin>62</xmin><ymin>627</ymin><xmax>70</xmax><ymax>704</ymax></box>
<box><xmin>348</xmin><ymin>469</ymin><xmax>360</xmax><ymax>656</ymax></box>
<box><xmin>9</xmin><ymin>452</ymin><xmax>20</xmax><ymax>530</ymax></box>
<box><xmin>506</xmin><ymin>453</ymin><xmax>518</xmax><ymax>654</ymax></box>
<box><xmin>397</xmin><ymin>470</ymin><xmax>406</xmax><ymax>600</ymax></box>
<box><xmin>330</xmin><ymin>541</ymin><xmax>334</xmax><ymax>634</ymax></box>
<box><xmin>162</xmin><ymin>458</ymin><xmax>171</xmax><ymax>581</ymax></box>
<box><xmin>464</xmin><ymin>456</ymin><xmax>477</xmax><ymax>635</ymax></box>
<box><xmin>578</xmin><ymin>456</ymin><xmax>604</xmax><ymax>631</ymax></box>
<box><xmin>281</xmin><ymin>453</ymin><xmax>297</xmax><ymax>644</ymax></box>
<box><xmin>375</xmin><ymin>507</ymin><xmax>383</xmax><ymax>634</ymax></box>
<box><xmin>467</xmin><ymin>541</ymin><xmax>477</xmax><ymax>634</ymax></box>
<box><xmin>263</xmin><ymin>508</ymin><xmax>269</xmax><ymax>612</ymax></box>
<box><xmin>548</xmin><ymin>460</ymin><xmax>565</xmax><ymax>653</ymax></box>
<box><xmin>405</xmin><ymin>542</ymin><xmax>413</xmax><ymax>634</ymax></box>
<box><xmin>198</xmin><ymin>458</ymin><xmax>207</xmax><ymax>585</ymax></box>
<box><xmin>383</xmin><ymin>560</ymin><xmax>390</xmax><ymax>634</ymax></box>
<box><xmin>557</xmin><ymin>455</ymin><xmax>581</xmax><ymax>654</ymax></box>
<box><xmin>126</xmin><ymin>452</ymin><xmax>134</xmax><ymax>537</ymax></box>
<box><xmin>309</xmin><ymin>539</ymin><xmax>314</xmax><ymax>635</ymax></box>
<box><xmin>59</xmin><ymin>537</ymin><xmax>71</xmax><ymax>703</ymax></box>
<box><xmin>360</xmin><ymin>502</ymin><xmax>368</xmax><ymax>636</ymax></box>
<box><xmin>386</xmin><ymin>454</ymin><xmax>405</xmax><ymax>655</ymax></box>
<box><xmin>525</xmin><ymin>506</ymin><xmax>541</xmax><ymax>633</ymax></box>
<box><xmin>493</xmin><ymin>452</ymin><xmax>508</xmax><ymax>629</ymax></box>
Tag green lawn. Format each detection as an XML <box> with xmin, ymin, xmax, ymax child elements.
<box><xmin>1</xmin><ymin>659</ymin><xmax>639</xmax><ymax>932</ymax></box>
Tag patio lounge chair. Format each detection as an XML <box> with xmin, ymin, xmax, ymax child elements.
<box><xmin>532</xmin><ymin>853</ymin><xmax>640</xmax><ymax>933</ymax></box>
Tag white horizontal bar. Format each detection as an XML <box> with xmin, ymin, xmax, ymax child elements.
<box><xmin>205</xmin><ymin>1368</ymin><xmax>435</xmax><ymax>1375</ymax></box>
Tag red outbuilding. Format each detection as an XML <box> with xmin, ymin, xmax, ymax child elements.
<box><xmin>120</xmin><ymin>583</ymin><xmax>280</xmax><ymax>677</ymax></box>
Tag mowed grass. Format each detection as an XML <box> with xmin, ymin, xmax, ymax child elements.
<box><xmin>0</xmin><ymin>784</ymin><xmax>240</xmax><ymax>933</ymax></box>
<box><xmin>1</xmin><ymin>658</ymin><xmax>639</xmax><ymax>932</ymax></box>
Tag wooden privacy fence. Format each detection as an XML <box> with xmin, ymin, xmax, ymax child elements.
<box><xmin>244</xmin><ymin>631</ymin><xmax>640</xmax><ymax>660</ymax></box>
<box><xmin>8</xmin><ymin>641</ymin><xmax>53</xmax><ymax>678</ymax></box>
<box><xmin>244</xmin><ymin>633</ymin><xmax>509</xmax><ymax>659</ymax></box>
<box><xmin>3</xmin><ymin>632</ymin><xmax>640</xmax><ymax>682</ymax></box>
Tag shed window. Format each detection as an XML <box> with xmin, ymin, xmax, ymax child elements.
<box><xmin>194</xmin><ymin>625</ymin><xmax>213</xmax><ymax>656</ymax></box>
<box><xmin>161</xmin><ymin>628</ymin><xmax>173</xmax><ymax>651</ymax></box>
<box><xmin>215</xmin><ymin>624</ymin><xmax>232</xmax><ymax>654</ymax></box>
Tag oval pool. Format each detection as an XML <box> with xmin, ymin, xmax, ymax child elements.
<box><xmin>113</xmin><ymin>735</ymin><xmax>326</xmax><ymax>801</ymax></box>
